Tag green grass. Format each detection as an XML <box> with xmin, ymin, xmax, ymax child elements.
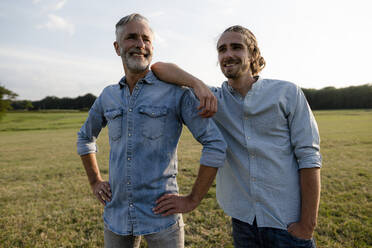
<box><xmin>0</xmin><ymin>110</ymin><xmax>371</xmax><ymax>247</ymax></box>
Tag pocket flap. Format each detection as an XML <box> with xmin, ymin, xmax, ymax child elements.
<box><xmin>138</xmin><ymin>106</ymin><xmax>168</xmax><ymax>117</ymax></box>
<box><xmin>104</xmin><ymin>109</ymin><xmax>122</xmax><ymax>120</ymax></box>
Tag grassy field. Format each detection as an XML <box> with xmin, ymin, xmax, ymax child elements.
<box><xmin>0</xmin><ymin>110</ymin><xmax>371</xmax><ymax>248</ymax></box>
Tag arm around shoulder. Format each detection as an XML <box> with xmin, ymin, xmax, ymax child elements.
<box><xmin>151</xmin><ymin>62</ymin><xmax>217</xmax><ymax>117</ymax></box>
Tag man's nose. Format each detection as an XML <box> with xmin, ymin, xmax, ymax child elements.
<box><xmin>221</xmin><ymin>49</ymin><xmax>234</xmax><ymax>61</ymax></box>
<box><xmin>224</xmin><ymin>48</ymin><xmax>234</xmax><ymax>58</ymax></box>
<box><xmin>135</xmin><ymin>38</ymin><xmax>145</xmax><ymax>48</ymax></box>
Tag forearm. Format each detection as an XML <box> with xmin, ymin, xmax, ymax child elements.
<box><xmin>151</xmin><ymin>62</ymin><xmax>203</xmax><ymax>88</ymax></box>
<box><xmin>80</xmin><ymin>153</ymin><xmax>103</xmax><ymax>189</ymax></box>
<box><xmin>188</xmin><ymin>165</ymin><xmax>218</xmax><ymax>204</ymax></box>
<box><xmin>299</xmin><ymin>167</ymin><xmax>321</xmax><ymax>231</ymax></box>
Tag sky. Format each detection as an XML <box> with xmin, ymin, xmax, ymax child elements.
<box><xmin>1</xmin><ymin>0</ymin><xmax>372</xmax><ymax>100</ymax></box>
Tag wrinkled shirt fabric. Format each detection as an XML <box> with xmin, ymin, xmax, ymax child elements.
<box><xmin>210</xmin><ymin>77</ymin><xmax>321</xmax><ymax>230</ymax></box>
<box><xmin>77</xmin><ymin>71</ymin><xmax>226</xmax><ymax>235</ymax></box>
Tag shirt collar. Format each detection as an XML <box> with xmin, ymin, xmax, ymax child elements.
<box><xmin>118</xmin><ymin>70</ymin><xmax>156</xmax><ymax>89</ymax></box>
<box><xmin>226</xmin><ymin>76</ymin><xmax>262</xmax><ymax>94</ymax></box>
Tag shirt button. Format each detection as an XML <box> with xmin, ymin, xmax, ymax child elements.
<box><xmin>128</xmin><ymin>133</ymin><xmax>132</xmax><ymax>137</ymax></box>
<box><xmin>127</xmin><ymin>181</ymin><xmax>131</xmax><ymax>185</ymax></box>
<box><xmin>127</xmin><ymin>157</ymin><xmax>131</xmax><ymax>161</ymax></box>
<box><xmin>247</xmin><ymin>136</ymin><xmax>251</xmax><ymax>140</ymax></box>
<box><xmin>130</xmin><ymin>203</ymin><xmax>134</xmax><ymax>207</ymax></box>
<box><xmin>129</xmin><ymin>108</ymin><xmax>133</xmax><ymax>112</ymax></box>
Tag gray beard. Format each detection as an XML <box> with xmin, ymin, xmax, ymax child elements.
<box><xmin>122</xmin><ymin>49</ymin><xmax>151</xmax><ymax>73</ymax></box>
<box><xmin>125</xmin><ymin>57</ymin><xmax>150</xmax><ymax>73</ymax></box>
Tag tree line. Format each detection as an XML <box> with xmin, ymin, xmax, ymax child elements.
<box><xmin>10</xmin><ymin>93</ymin><xmax>96</xmax><ymax>111</ymax></box>
<box><xmin>3</xmin><ymin>84</ymin><xmax>372</xmax><ymax>113</ymax></box>
<box><xmin>302</xmin><ymin>84</ymin><xmax>372</xmax><ymax>109</ymax></box>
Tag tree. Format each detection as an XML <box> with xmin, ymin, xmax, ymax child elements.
<box><xmin>11</xmin><ymin>100</ymin><xmax>33</xmax><ymax>110</ymax></box>
<box><xmin>0</xmin><ymin>85</ymin><xmax>18</xmax><ymax>120</ymax></box>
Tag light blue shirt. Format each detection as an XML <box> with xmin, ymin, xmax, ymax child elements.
<box><xmin>210</xmin><ymin>77</ymin><xmax>321</xmax><ymax>230</ymax></box>
<box><xmin>77</xmin><ymin>71</ymin><xmax>226</xmax><ymax>235</ymax></box>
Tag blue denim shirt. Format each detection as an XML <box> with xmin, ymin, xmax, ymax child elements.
<box><xmin>77</xmin><ymin>71</ymin><xmax>226</xmax><ymax>235</ymax></box>
<box><xmin>211</xmin><ymin>78</ymin><xmax>321</xmax><ymax>230</ymax></box>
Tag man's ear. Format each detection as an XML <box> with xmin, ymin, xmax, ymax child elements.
<box><xmin>113</xmin><ymin>41</ymin><xmax>120</xmax><ymax>56</ymax></box>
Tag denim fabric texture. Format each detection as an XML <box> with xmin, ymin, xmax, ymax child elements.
<box><xmin>104</xmin><ymin>218</ymin><xmax>184</xmax><ymax>248</ymax></box>
<box><xmin>232</xmin><ymin>218</ymin><xmax>316</xmax><ymax>248</ymax></box>
<box><xmin>211</xmin><ymin>78</ymin><xmax>321</xmax><ymax>230</ymax></box>
<box><xmin>77</xmin><ymin>71</ymin><xmax>226</xmax><ymax>235</ymax></box>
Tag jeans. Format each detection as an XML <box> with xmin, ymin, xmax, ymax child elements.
<box><xmin>104</xmin><ymin>218</ymin><xmax>185</xmax><ymax>248</ymax></box>
<box><xmin>232</xmin><ymin>218</ymin><xmax>316</xmax><ymax>248</ymax></box>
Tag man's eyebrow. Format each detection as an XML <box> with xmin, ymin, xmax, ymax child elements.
<box><xmin>126</xmin><ymin>33</ymin><xmax>138</xmax><ymax>37</ymax></box>
<box><xmin>217</xmin><ymin>44</ymin><xmax>226</xmax><ymax>50</ymax></box>
<box><xmin>230</xmin><ymin>42</ymin><xmax>244</xmax><ymax>47</ymax></box>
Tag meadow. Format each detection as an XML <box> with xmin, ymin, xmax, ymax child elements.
<box><xmin>0</xmin><ymin>110</ymin><xmax>371</xmax><ymax>248</ymax></box>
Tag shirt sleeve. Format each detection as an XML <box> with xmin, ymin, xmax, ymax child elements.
<box><xmin>288</xmin><ymin>85</ymin><xmax>322</xmax><ymax>169</ymax></box>
<box><xmin>179</xmin><ymin>89</ymin><xmax>227</xmax><ymax>168</ymax></box>
<box><xmin>76</xmin><ymin>95</ymin><xmax>107</xmax><ymax>156</ymax></box>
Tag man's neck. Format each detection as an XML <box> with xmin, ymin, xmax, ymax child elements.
<box><xmin>228</xmin><ymin>74</ymin><xmax>257</xmax><ymax>97</ymax></box>
<box><xmin>125</xmin><ymin>69</ymin><xmax>149</xmax><ymax>94</ymax></box>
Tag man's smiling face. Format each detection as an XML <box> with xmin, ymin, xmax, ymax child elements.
<box><xmin>217</xmin><ymin>31</ymin><xmax>251</xmax><ymax>79</ymax></box>
<box><xmin>115</xmin><ymin>20</ymin><xmax>154</xmax><ymax>73</ymax></box>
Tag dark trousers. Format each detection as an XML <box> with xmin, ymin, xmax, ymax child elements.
<box><xmin>232</xmin><ymin>218</ymin><xmax>316</xmax><ymax>248</ymax></box>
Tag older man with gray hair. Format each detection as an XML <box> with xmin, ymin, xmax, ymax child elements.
<box><xmin>77</xmin><ymin>13</ymin><xmax>226</xmax><ymax>248</ymax></box>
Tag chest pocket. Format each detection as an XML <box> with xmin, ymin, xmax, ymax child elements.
<box><xmin>104</xmin><ymin>109</ymin><xmax>123</xmax><ymax>141</ymax></box>
<box><xmin>139</xmin><ymin>106</ymin><xmax>168</xmax><ymax>140</ymax></box>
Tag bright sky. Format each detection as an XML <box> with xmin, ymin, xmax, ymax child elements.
<box><xmin>1</xmin><ymin>0</ymin><xmax>371</xmax><ymax>100</ymax></box>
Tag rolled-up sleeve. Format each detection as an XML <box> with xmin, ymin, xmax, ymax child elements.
<box><xmin>179</xmin><ymin>90</ymin><xmax>227</xmax><ymax>167</ymax></box>
<box><xmin>289</xmin><ymin>86</ymin><xmax>322</xmax><ymax>169</ymax></box>
<box><xmin>77</xmin><ymin>96</ymin><xmax>106</xmax><ymax>156</ymax></box>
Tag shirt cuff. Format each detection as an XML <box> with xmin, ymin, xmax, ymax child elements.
<box><xmin>298</xmin><ymin>154</ymin><xmax>322</xmax><ymax>169</ymax></box>
<box><xmin>77</xmin><ymin>140</ymin><xmax>97</xmax><ymax>155</ymax></box>
<box><xmin>200</xmin><ymin>151</ymin><xmax>226</xmax><ymax>168</ymax></box>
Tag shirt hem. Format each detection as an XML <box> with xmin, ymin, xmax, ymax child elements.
<box><xmin>103</xmin><ymin>215</ymin><xmax>180</xmax><ymax>236</ymax></box>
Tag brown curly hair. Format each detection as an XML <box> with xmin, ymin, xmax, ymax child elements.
<box><xmin>219</xmin><ymin>25</ymin><xmax>266</xmax><ymax>76</ymax></box>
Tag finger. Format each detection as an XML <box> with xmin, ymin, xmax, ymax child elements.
<box><xmin>153</xmin><ymin>198</ymin><xmax>176</xmax><ymax>213</ymax></box>
<box><xmin>103</xmin><ymin>183</ymin><xmax>112</xmax><ymax>196</ymax></box>
<box><xmin>156</xmin><ymin>194</ymin><xmax>176</xmax><ymax>204</ymax></box>
<box><xmin>101</xmin><ymin>190</ymin><xmax>112</xmax><ymax>202</ymax></box>
<box><xmin>205</xmin><ymin>97</ymin><xmax>211</xmax><ymax>113</ymax></box>
<box><xmin>197</xmin><ymin>97</ymin><xmax>206</xmax><ymax>111</ymax></box>
<box><xmin>161</xmin><ymin>208</ymin><xmax>178</xmax><ymax>216</ymax></box>
<box><xmin>212</xmin><ymin>96</ymin><xmax>217</xmax><ymax>114</ymax></box>
<box><xmin>96</xmin><ymin>191</ymin><xmax>106</xmax><ymax>205</ymax></box>
<box><xmin>198</xmin><ymin>108</ymin><xmax>208</xmax><ymax>118</ymax></box>
<box><xmin>154</xmin><ymin>202</ymin><xmax>175</xmax><ymax>214</ymax></box>
<box><xmin>287</xmin><ymin>223</ymin><xmax>295</xmax><ymax>233</ymax></box>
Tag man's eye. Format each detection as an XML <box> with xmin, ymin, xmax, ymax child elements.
<box><xmin>232</xmin><ymin>46</ymin><xmax>241</xmax><ymax>50</ymax></box>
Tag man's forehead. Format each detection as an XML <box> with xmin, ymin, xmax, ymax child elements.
<box><xmin>217</xmin><ymin>32</ymin><xmax>245</xmax><ymax>47</ymax></box>
<box><xmin>122</xmin><ymin>21</ymin><xmax>153</xmax><ymax>37</ymax></box>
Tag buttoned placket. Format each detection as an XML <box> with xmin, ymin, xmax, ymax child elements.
<box><xmin>123</xmin><ymin>81</ymin><xmax>144</xmax><ymax>233</ymax></box>
<box><xmin>242</xmin><ymin>90</ymin><xmax>260</xmax><ymax>223</ymax></box>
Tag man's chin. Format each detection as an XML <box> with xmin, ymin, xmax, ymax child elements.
<box><xmin>126</xmin><ymin>61</ymin><xmax>150</xmax><ymax>73</ymax></box>
<box><xmin>224</xmin><ymin>72</ymin><xmax>238</xmax><ymax>79</ymax></box>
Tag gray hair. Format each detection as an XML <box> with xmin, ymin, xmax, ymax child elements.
<box><xmin>115</xmin><ymin>13</ymin><xmax>152</xmax><ymax>41</ymax></box>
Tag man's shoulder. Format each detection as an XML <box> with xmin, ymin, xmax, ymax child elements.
<box><xmin>149</xmin><ymin>71</ymin><xmax>191</xmax><ymax>93</ymax></box>
<box><xmin>261</xmin><ymin>78</ymin><xmax>298</xmax><ymax>88</ymax></box>
<box><xmin>96</xmin><ymin>83</ymin><xmax>122</xmax><ymax>106</ymax></box>
<box><xmin>101</xmin><ymin>83</ymin><xmax>121</xmax><ymax>94</ymax></box>
<box><xmin>260</xmin><ymin>78</ymin><xmax>300</xmax><ymax>94</ymax></box>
